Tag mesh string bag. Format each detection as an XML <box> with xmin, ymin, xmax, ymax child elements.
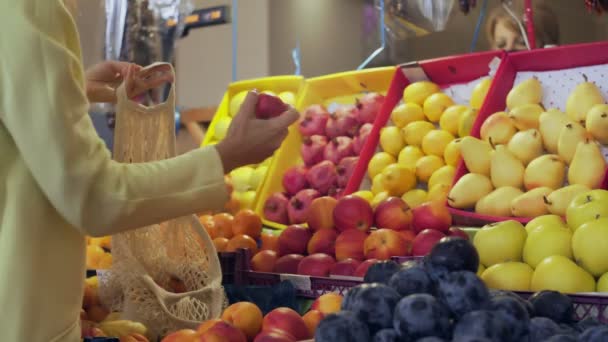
<box><xmin>99</xmin><ymin>63</ymin><xmax>226</xmax><ymax>339</ymax></box>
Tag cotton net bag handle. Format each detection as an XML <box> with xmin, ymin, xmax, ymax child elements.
<box><xmin>103</xmin><ymin>62</ymin><xmax>225</xmax><ymax>338</ymax></box>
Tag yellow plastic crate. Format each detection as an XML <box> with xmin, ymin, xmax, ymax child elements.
<box><xmin>202</xmin><ymin>75</ymin><xmax>305</xmax><ymax>213</ymax></box>
<box><xmin>255</xmin><ymin>67</ymin><xmax>397</xmax><ymax>230</ymax></box>
<box><xmin>202</xmin><ymin>75</ymin><xmax>305</xmax><ymax>147</ymax></box>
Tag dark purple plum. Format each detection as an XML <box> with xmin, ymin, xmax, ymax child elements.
<box><xmin>527</xmin><ymin>317</ymin><xmax>561</xmax><ymax>341</ymax></box>
<box><xmin>388</xmin><ymin>266</ymin><xmax>434</xmax><ymax>297</ymax></box>
<box><xmin>364</xmin><ymin>260</ymin><xmax>401</xmax><ymax>284</ymax></box>
<box><xmin>349</xmin><ymin>283</ymin><xmax>401</xmax><ymax>334</ymax></box>
<box><xmin>529</xmin><ymin>290</ymin><xmax>574</xmax><ymax>323</ymax></box>
<box><xmin>393</xmin><ymin>294</ymin><xmax>451</xmax><ymax>340</ymax></box>
<box><xmin>576</xmin><ymin>316</ymin><xmax>603</xmax><ymax>333</ymax></box>
<box><xmin>373</xmin><ymin>329</ymin><xmax>401</xmax><ymax>342</ymax></box>
<box><xmin>416</xmin><ymin>337</ymin><xmax>447</xmax><ymax>342</ymax></box>
<box><xmin>427</xmin><ymin>237</ymin><xmax>479</xmax><ymax>273</ymax></box>
<box><xmin>490</xmin><ymin>290</ymin><xmax>534</xmax><ymax>316</ymax></box>
<box><xmin>436</xmin><ymin>271</ymin><xmax>490</xmax><ymax>318</ymax></box>
<box><xmin>315</xmin><ymin>311</ymin><xmax>370</xmax><ymax>342</ymax></box>
<box><xmin>580</xmin><ymin>325</ymin><xmax>608</xmax><ymax>342</ymax></box>
<box><xmin>452</xmin><ymin>310</ymin><xmax>509</xmax><ymax>342</ymax></box>
<box><xmin>341</xmin><ymin>284</ymin><xmax>367</xmax><ymax>311</ymax></box>
<box><xmin>489</xmin><ymin>296</ymin><xmax>529</xmax><ymax>341</ymax></box>
<box><xmin>544</xmin><ymin>334</ymin><xmax>577</xmax><ymax>342</ymax></box>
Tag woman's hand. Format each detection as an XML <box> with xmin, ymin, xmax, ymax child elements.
<box><xmin>215</xmin><ymin>91</ymin><xmax>300</xmax><ymax>173</ymax></box>
<box><xmin>85</xmin><ymin>61</ymin><xmax>174</xmax><ymax>103</ymax></box>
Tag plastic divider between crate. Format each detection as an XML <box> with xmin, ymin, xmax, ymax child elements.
<box><xmin>255</xmin><ymin>67</ymin><xmax>397</xmax><ymax>230</ymax></box>
<box><xmin>448</xmin><ymin>41</ymin><xmax>608</xmax><ymax>225</ymax></box>
<box><xmin>343</xmin><ymin>51</ymin><xmax>505</xmax><ymax>196</ymax></box>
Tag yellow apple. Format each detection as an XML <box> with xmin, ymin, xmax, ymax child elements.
<box><xmin>531</xmin><ymin>255</ymin><xmax>596</xmax><ymax>293</ymax></box>
<box><xmin>473</xmin><ymin>220</ymin><xmax>527</xmax><ymax>267</ymax></box>
<box><xmin>481</xmin><ymin>262</ymin><xmax>533</xmax><ymax>292</ymax></box>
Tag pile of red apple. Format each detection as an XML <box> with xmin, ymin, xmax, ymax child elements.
<box><xmin>263</xmin><ymin>93</ymin><xmax>385</xmax><ymax>225</ymax></box>
<box><xmin>252</xmin><ymin>194</ymin><xmax>469</xmax><ymax>278</ymax></box>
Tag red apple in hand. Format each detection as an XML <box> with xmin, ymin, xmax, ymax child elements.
<box><xmin>412</xmin><ymin>201</ymin><xmax>452</xmax><ymax>234</ymax></box>
<box><xmin>363</xmin><ymin>229</ymin><xmax>410</xmax><ymax>260</ymax></box>
<box><xmin>256</xmin><ymin>93</ymin><xmax>289</xmax><ymax>119</ymax></box>
<box><xmin>333</xmin><ymin>195</ymin><xmax>374</xmax><ymax>232</ymax></box>
<box><xmin>374</xmin><ymin>197</ymin><xmax>413</xmax><ymax>231</ymax></box>
<box><xmin>448</xmin><ymin>227</ymin><xmax>469</xmax><ymax>240</ymax></box>
<box><xmin>411</xmin><ymin>229</ymin><xmax>446</xmax><ymax>256</ymax></box>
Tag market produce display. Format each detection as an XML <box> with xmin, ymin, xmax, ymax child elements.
<box><xmin>449</xmin><ymin>76</ymin><xmax>608</xmax><ymax>218</ymax></box>
<box><xmin>476</xmin><ymin>189</ymin><xmax>608</xmax><ymax>294</ymax></box>
<box><xmin>159</xmin><ymin>293</ymin><xmax>342</xmax><ymax>342</ymax></box>
<box><xmin>315</xmin><ymin>237</ymin><xmax>608</xmax><ymax>342</ymax></box>
<box><xmin>263</xmin><ymin>93</ymin><xmax>385</xmax><ymax>225</ymax></box>
<box><xmin>362</xmin><ymin>77</ymin><xmax>491</xmax><ymax>212</ymax></box>
<box><xmin>252</xmin><ymin>193</ymin><xmax>472</xmax><ymax>278</ymax></box>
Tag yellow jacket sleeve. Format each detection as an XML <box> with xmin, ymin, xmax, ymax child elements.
<box><xmin>0</xmin><ymin>1</ymin><xmax>229</xmax><ymax>237</ymax></box>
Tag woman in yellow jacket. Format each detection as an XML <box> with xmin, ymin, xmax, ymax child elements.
<box><xmin>0</xmin><ymin>1</ymin><xmax>298</xmax><ymax>341</ymax></box>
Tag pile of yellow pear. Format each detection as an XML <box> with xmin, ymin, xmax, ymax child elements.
<box><xmin>359</xmin><ymin>78</ymin><xmax>492</xmax><ymax>209</ymax></box>
<box><xmin>217</xmin><ymin>90</ymin><xmax>296</xmax><ymax>211</ymax></box>
<box><xmin>448</xmin><ymin>76</ymin><xmax>608</xmax><ymax>217</ymax></box>
<box><xmin>475</xmin><ymin>189</ymin><xmax>608</xmax><ymax>294</ymax></box>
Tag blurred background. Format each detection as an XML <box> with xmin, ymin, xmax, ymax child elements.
<box><xmin>75</xmin><ymin>0</ymin><xmax>608</xmax><ymax>150</ymax></box>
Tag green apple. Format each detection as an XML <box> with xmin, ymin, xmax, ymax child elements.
<box><xmin>531</xmin><ymin>255</ymin><xmax>595</xmax><ymax>293</ymax></box>
<box><xmin>566</xmin><ymin>189</ymin><xmax>608</xmax><ymax>231</ymax></box>
<box><xmin>525</xmin><ymin>215</ymin><xmax>567</xmax><ymax>235</ymax></box>
<box><xmin>523</xmin><ymin>225</ymin><xmax>572</xmax><ymax>268</ymax></box>
<box><xmin>481</xmin><ymin>262</ymin><xmax>533</xmax><ymax>292</ymax></box>
<box><xmin>473</xmin><ymin>220</ymin><xmax>527</xmax><ymax>267</ymax></box>
<box><xmin>572</xmin><ymin>217</ymin><xmax>608</xmax><ymax>277</ymax></box>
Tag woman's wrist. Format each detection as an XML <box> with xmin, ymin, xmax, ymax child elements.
<box><xmin>215</xmin><ymin>140</ymin><xmax>238</xmax><ymax>174</ymax></box>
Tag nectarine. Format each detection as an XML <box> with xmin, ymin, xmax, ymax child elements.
<box><xmin>251</xmin><ymin>250</ymin><xmax>278</xmax><ymax>272</ymax></box>
<box><xmin>233</xmin><ymin>210</ymin><xmax>263</xmax><ymax>239</ymax></box>
<box><xmin>253</xmin><ymin>329</ymin><xmax>296</xmax><ymax>342</ymax></box>
<box><xmin>200</xmin><ymin>321</ymin><xmax>247</xmax><ymax>342</ymax></box>
<box><xmin>221</xmin><ymin>302</ymin><xmax>263</xmax><ymax>340</ymax></box>
<box><xmin>302</xmin><ymin>310</ymin><xmax>324</xmax><ymax>338</ymax></box>
<box><xmin>262</xmin><ymin>308</ymin><xmax>310</xmax><ymax>341</ymax></box>
<box><xmin>161</xmin><ymin>329</ymin><xmax>200</xmax><ymax>342</ymax></box>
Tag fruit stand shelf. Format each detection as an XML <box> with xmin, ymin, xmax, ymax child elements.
<box><xmin>219</xmin><ymin>249</ymin><xmax>608</xmax><ymax>322</ymax></box>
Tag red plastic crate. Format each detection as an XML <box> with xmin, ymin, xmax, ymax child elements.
<box><xmin>344</xmin><ymin>50</ymin><xmax>505</xmax><ymax>196</ymax></box>
<box><xmin>449</xmin><ymin>41</ymin><xmax>608</xmax><ymax>226</ymax></box>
